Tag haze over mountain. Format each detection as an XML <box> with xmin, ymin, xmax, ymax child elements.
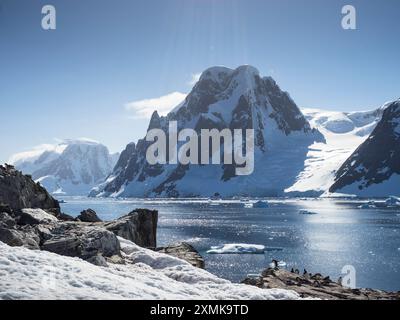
<box><xmin>9</xmin><ymin>139</ymin><xmax>119</xmax><ymax>196</ymax></box>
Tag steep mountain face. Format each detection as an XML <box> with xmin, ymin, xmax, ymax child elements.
<box><xmin>329</xmin><ymin>100</ymin><xmax>400</xmax><ymax>196</ymax></box>
<box><xmin>91</xmin><ymin>65</ymin><xmax>323</xmax><ymax>198</ymax></box>
<box><xmin>10</xmin><ymin>139</ymin><xmax>119</xmax><ymax>196</ymax></box>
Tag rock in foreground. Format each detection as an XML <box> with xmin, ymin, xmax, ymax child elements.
<box><xmin>103</xmin><ymin>209</ymin><xmax>158</xmax><ymax>248</ymax></box>
<box><xmin>0</xmin><ymin>164</ymin><xmax>59</xmax><ymax>211</ymax></box>
<box><xmin>156</xmin><ymin>242</ymin><xmax>205</xmax><ymax>269</ymax></box>
<box><xmin>76</xmin><ymin>209</ymin><xmax>103</xmax><ymax>223</ymax></box>
<box><xmin>0</xmin><ymin>205</ymin><xmax>158</xmax><ymax>266</ymax></box>
<box><xmin>242</xmin><ymin>267</ymin><xmax>400</xmax><ymax>300</ymax></box>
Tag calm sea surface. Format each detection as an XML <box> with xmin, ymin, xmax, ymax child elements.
<box><xmin>60</xmin><ymin>197</ymin><xmax>400</xmax><ymax>291</ymax></box>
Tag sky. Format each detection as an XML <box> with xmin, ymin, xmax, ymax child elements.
<box><xmin>0</xmin><ymin>0</ymin><xmax>399</xmax><ymax>163</ymax></box>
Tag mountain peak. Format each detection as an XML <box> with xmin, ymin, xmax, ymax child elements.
<box><xmin>92</xmin><ymin>65</ymin><xmax>323</xmax><ymax>198</ymax></box>
<box><xmin>10</xmin><ymin>139</ymin><xmax>118</xmax><ymax>196</ymax></box>
<box><xmin>199</xmin><ymin>65</ymin><xmax>260</xmax><ymax>84</ymax></box>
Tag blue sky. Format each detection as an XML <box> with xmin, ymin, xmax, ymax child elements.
<box><xmin>0</xmin><ymin>0</ymin><xmax>399</xmax><ymax>163</ymax></box>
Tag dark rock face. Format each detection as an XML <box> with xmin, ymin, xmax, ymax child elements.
<box><xmin>0</xmin><ymin>164</ymin><xmax>60</xmax><ymax>211</ymax></box>
<box><xmin>242</xmin><ymin>267</ymin><xmax>400</xmax><ymax>300</ymax></box>
<box><xmin>103</xmin><ymin>209</ymin><xmax>158</xmax><ymax>248</ymax></box>
<box><xmin>76</xmin><ymin>209</ymin><xmax>102</xmax><ymax>223</ymax></box>
<box><xmin>0</xmin><ymin>226</ymin><xmax>41</xmax><ymax>250</ymax></box>
<box><xmin>156</xmin><ymin>242</ymin><xmax>205</xmax><ymax>269</ymax></box>
<box><xmin>330</xmin><ymin>100</ymin><xmax>400</xmax><ymax>194</ymax></box>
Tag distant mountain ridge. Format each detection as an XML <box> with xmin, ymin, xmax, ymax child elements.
<box><xmin>10</xmin><ymin>139</ymin><xmax>119</xmax><ymax>196</ymax></box>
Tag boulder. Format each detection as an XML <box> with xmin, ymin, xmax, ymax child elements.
<box><xmin>156</xmin><ymin>242</ymin><xmax>205</xmax><ymax>269</ymax></box>
<box><xmin>0</xmin><ymin>164</ymin><xmax>60</xmax><ymax>212</ymax></box>
<box><xmin>56</xmin><ymin>212</ymin><xmax>75</xmax><ymax>222</ymax></box>
<box><xmin>18</xmin><ymin>208</ymin><xmax>59</xmax><ymax>225</ymax></box>
<box><xmin>0</xmin><ymin>226</ymin><xmax>40</xmax><ymax>250</ymax></box>
<box><xmin>76</xmin><ymin>209</ymin><xmax>102</xmax><ymax>223</ymax></box>
<box><xmin>41</xmin><ymin>223</ymin><xmax>121</xmax><ymax>263</ymax></box>
<box><xmin>103</xmin><ymin>209</ymin><xmax>158</xmax><ymax>248</ymax></box>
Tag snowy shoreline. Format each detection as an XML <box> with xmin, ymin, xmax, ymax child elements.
<box><xmin>0</xmin><ymin>239</ymin><xmax>302</xmax><ymax>300</ymax></box>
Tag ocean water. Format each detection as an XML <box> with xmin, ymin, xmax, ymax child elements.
<box><xmin>60</xmin><ymin>197</ymin><xmax>400</xmax><ymax>292</ymax></box>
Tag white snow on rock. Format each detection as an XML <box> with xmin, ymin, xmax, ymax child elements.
<box><xmin>0</xmin><ymin>239</ymin><xmax>301</xmax><ymax>300</ymax></box>
<box><xmin>21</xmin><ymin>209</ymin><xmax>59</xmax><ymax>223</ymax></box>
<box><xmin>9</xmin><ymin>139</ymin><xmax>119</xmax><ymax>196</ymax></box>
<box><xmin>207</xmin><ymin>243</ymin><xmax>266</xmax><ymax>254</ymax></box>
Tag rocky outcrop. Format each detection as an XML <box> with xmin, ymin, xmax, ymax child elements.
<box><xmin>103</xmin><ymin>209</ymin><xmax>158</xmax><ymax>248</ymax></box>
<box><xmin>242</xmin><ymin>267</ymin><xmax>400</xmax><ymax>300</ymax></box>
<box><xmin>76</xmin><ymin>209</ymin><xmax>102</xmax><ymax>223</ymax></box>
<box><xmin>329</xmin><ymin>100</ymin><xmax>400</xmax><ymax>196</ymax></box>
<box><xmin>41</xmin><ymin>223</ymin><xmax>121</xmax><ymax>265</ymax></box>
<box><xmin>18</xmin><ymin>208</ymin><xmax>59</xmax><ymax>225</ymax></box>
<box><xmin>0</xmin><ymin>204</ymin><xmax>158</xmax><ymax>266</ymax></box>
<box><xmin>156</xmin><ymin>242</ymin><xmax>205</xmax><ymax>268</ymax></box>
<box><xmin>0</xmin><ymin>164</ymin><xmax>59</xmax><ymax>212</ymax></box>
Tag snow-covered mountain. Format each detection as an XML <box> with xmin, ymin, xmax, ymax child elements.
<box><xmin>286</xmin><ymin>106</ymin><xmax>385</xmax><ymax>195</ymax></box>
<box><xmin>9</xmin><ymin>139</ymin><xmax>119</xmax><ymax>196</ymax></box>
<box><xmin>328</xmin><ymin>100</ymin><xmax>400</xmax><ymax>196</ymax></box>
<box><xmin>91</xmin><ymin>65</ymin><xmax>324</xmax><ymax>198</ymax></box>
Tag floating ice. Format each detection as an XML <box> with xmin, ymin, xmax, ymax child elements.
<box><xmin>269</xmin><ymin>261</ymin><xmax>287</xmax><ymax>268</ymax></box>
<box><xmin>207</xmin><ymin>243</ymin><xmax>266</xmax><ymax>254</ymax></box>
<box><xmin>251</xmin><ymin>201</ymin><xmax>269</xmax><ymax>208</ymax></box>
<box><xmin>358</xmin><ymin>202</ymin><xmax>376</xmax><ymax>209</ymax></box>
<box><xmin>298</xmin><ymin>209</ymin><xmax>318</xmax><ymax>215</ymax></box>
<box><xmin>385</xmin><ymin>196</ymin><xmax>400</xmax><ymax>207</ymax></box>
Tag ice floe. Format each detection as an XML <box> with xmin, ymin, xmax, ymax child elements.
<box><xmin>207</xmin><ymin>243</ymin><xmax>266</xmax><ymax>254</ymax></box>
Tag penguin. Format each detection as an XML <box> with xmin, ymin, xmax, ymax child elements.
<box><xmin>290</xmin><ymin>268</ymin><xmax>295</xmax><ymax>273</ymax></box>
<box><xmin>294</xmin><ymin>269</ymin><xmax>300</xmax><ymax>274</ymax></box>
<box><xmin>303</xmin><ymin>269</ymin><xmax>308</xmax><ymax>275</ymax></box>
<box><xmin>271</xmin><ymin>259</ymin><xmax>279</xmax><ymax>269</ymax></box>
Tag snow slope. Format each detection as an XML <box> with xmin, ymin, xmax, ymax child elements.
<box><xmin>285</xmin><ymin>107</ymin><xmax>384</xmax><ymax>195</ymax></box>
<box><xmin>328</xmin><ymin>100</ymin><xmax>400</xmax><ymax>197</ymax></box>
<box><xmin>9</xmin><ymin>139</ymin><xmax>119</xmax><ymax>196</ymax></box>
<box><xmin>0</xmin><ymin>239</ymin><xmax>301</xmax><ymax>300</ymax></box>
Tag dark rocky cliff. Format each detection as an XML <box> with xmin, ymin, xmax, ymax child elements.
<box><xmin>0</xmin><ymin>164</ymin><xmax>59</xmax><ymax>211</ymax></box>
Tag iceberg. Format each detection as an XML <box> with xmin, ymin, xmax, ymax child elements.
<box><xmin>298</xmin><ymin>209</ymin><xmax>318</xmax><ymax>215</ymax></box>
<box><xmin>207</xmin><ymin>243</ymin><xmax>266</xmax><ymax>254</ymax></box>
<box><xmin>358</xmin><ymin>201</ymin><xmax>377</xmax><ymax>209</ymax></box>
<box><xmin>252</xmin><ymin>201</ymin><xmax>269</xmax><ymax>208</ymax></box>
<box><xmin>385</xmin><ymin>196</ymin><xmax>400</xmax><ymax>207</ymax></box>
